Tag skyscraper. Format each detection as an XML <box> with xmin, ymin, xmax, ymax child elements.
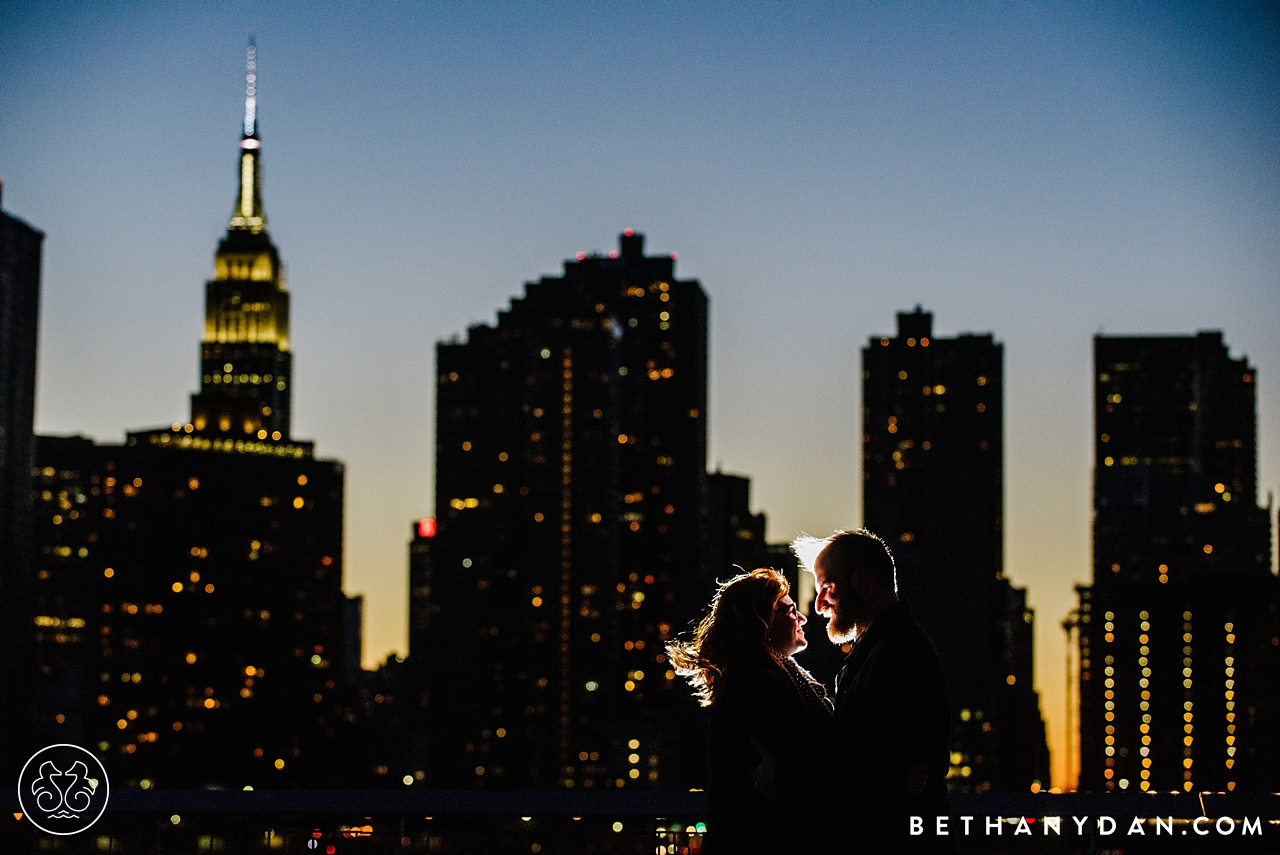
<box><xmin>0</xmin><ymin>182</ymin><xmax>45</xmax><ymax>775</ymax></box>
<box><xmin>412</xmin><ymin>231</ymin><xmax>713</xmax><ymax>790</ymax></box>
<box><xmin>31</xmin><ymin>434</ymin><xmax>355</xmax><ymax>788</ymax></box>
<box><xmin>30</xmin><ymin>43</ymin><xmax>366</xmax><ymax>788</ymax></box>
<box><xmin>862</xmin><ymin>307</ymin><xmax>1048</xmax><ymax>792</ymax></box>
<box><xmin>1076</xmin><ymin>333</ymin><xmax>1278</xmax><ymax>793</ymax></box>
<box><xmin>1091</xmin><ymin>333</ymin><xmax>1271</xmax><ymax>584</ymax></box>
<box><xmin>703</xmin><ymin>470</ymin><xmax>770</xmax><ymax>583</ymax></box>
<box><xmin>188</xmin><ymin>37</ymin><xmax>291</xmax><ymax>441</ymax></box>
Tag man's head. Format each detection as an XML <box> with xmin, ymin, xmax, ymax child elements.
<box><xmin>795</xmin><ymin>529</ymin><xmax>897</xmax><ymax>643</ymax></box>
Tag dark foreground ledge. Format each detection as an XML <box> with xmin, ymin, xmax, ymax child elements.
<box><xmin>5</xmin><ymin>790</ymin><xmax>1279</xmax><ymax>853</ymax></box>
<box><xmin>5</xmin><ymin>788</ymin><xmax>1277</xmax><ymax>816</ymax></box>
<box><xmin>7</xmin><ymin>787</ymin><xmax>706</xmax><ymax>816</ymax></box>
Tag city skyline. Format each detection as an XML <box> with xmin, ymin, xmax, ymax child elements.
<box><xmin>3</xmin><ymin>4</ymin><xmax>1278</xmax><ymax>790</ymax></box>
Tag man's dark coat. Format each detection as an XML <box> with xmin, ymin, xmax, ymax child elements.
<box><xmin>833</xmin><ymin>600</ymin><xmax>952</xmax><ymax>847</ymax></box>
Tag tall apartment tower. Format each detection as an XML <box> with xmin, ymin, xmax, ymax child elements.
<box><xmin>29</xmin><ymin>45</ymin><xmax>365</xmax><ymax>788</ymax></box>
<box><xmin>862</xmin><ymin>307</ymin><xmax>1048</xmax><ymax>792</ymax></box>
<box><xmin>1077</xmin><ymin>333</ymin><xmax>1278</xmax><ymax>793</ymax></box>
<box><xmin>0</xmin><ymin>183</ymin><xmax>44</xmax><ymax>775</ymax></box>
<box><xmin>703</xmin><ymin>470</ymin><xmax>770</xmax><ymax>582</ymax></box>
<box><xmin>412</xmin><ymin>231</ymin><xmax>711</xmax><ymax>790</ymax></box>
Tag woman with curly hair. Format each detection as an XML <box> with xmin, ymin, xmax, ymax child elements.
<box><xmin>667</xmin><ymin>568</ymin><xmax>835</xmax><ymax>854</ymax></box>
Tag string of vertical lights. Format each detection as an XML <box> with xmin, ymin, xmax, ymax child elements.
<box><xmin>558</xmin><ymin>349</ymin><xmax>574</xmax><ymax>782</ymax></box>
<box><xmin>1182</xmin><ymin>611</ymin><xmax>1194</xmax><ymax>791</ymax></box>
<box><xmin>1137</xmin><ymin>611</ymin><xmax>1152</xmax><ymax>791</ymax></box>
<box><xmin>1102</xmin><ymin>609</ymin><xmax>1116</xmax><ymax>788</ymax></box>
<box><xmin>1224</xmin><ymin>617</ymin><xmax>1236</xmax><ymax>790</ymax></box>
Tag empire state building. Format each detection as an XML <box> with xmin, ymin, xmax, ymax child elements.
<box><xmin>28</xmin><ymin>41</ymin><xmax>363</xmax><ymax>789</ymax></box>
<box><xmin>190</xmin><ymin>38</ymin><xmax>292</xmax><ymax>440</ymax></box>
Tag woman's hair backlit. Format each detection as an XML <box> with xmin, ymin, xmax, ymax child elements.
<box><xmin>665</xmin><ymin>568</ymin><xmax>789</xmax><ymax>707</ymax></box>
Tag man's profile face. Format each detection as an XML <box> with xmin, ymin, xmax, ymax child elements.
<box><xmin>812</xmin><ymin>550</ymin><xmax>860</xmax><ymax>644</ymax></box>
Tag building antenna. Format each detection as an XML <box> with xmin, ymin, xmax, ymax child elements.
<box><xmin>243</xmin><ymin>34</ymin><xmax>258</xmax><ymax>139</ymax></box>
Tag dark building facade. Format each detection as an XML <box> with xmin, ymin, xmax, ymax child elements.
<box><xmin>862</xmin><ymin>307</ymin><xmax>1049</xmax><ymax>792</ymax></box>
<box><xmin>29</xmin><ymin>44</ymin><xmax>368</xmax><ymax>789</ymax></box>
<box><xmin>411</xmin><ymin>232</ymin><xmax>716</xmax><ymax>790</ymax></box>
<box><xmin>704</xmin><ymin>470</ymin><xmax>770</xmax><ymax>581</ymax></box>
<box><xmin>1090</xmin><ymin>333</ymin><xmax>1271</xmax><ymax>584</ymax></box>
<box><xmin>31</xmin><ymin>436</ymin><xmax>356</xmax><ymax>789</ymax></box>
<box><xmin>1077</xmin><ymin>333</ymin><xmax>1278</xmax><ymax>794</ymax></box>
<box><xmin>0</xmin><ymin>183</ymin><xmax>44</xmax><ymax>776</ymax></box>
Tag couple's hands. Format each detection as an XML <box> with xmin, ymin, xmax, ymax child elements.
<box><xmin>749</xmin><ymin>738</ymin><xmax>780</xmax><ymax>800</ymax></box>
<box><xmin>907</xmin><ymin>763</ymin><xmax>928</xmax><ymax>794</ymax></box>
<box><xmin>749</xmin><ymin>740</ymin><xmax>927</xmax><ymax>798</ymax></box>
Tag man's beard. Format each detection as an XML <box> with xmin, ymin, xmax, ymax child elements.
<box><xmin>825</xmin><ymin>603</ymin><xmax>858</xmax><ymax>644</ymax></box>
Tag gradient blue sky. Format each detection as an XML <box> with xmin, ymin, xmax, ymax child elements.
<box><xmin>4</xmin><ymin>2</ymin><xmax>1277</xmax><ymax>789</ymax></box>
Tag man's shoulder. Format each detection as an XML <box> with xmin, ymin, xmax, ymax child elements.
<box><xmin>858</xmin><ymin>605</ymin><xmax>943</xmax><ymax>672</ymax></box>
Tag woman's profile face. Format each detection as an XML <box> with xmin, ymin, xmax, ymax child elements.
<box><xmin>766</xmin><ymin>594</ymin><xmax>807</xmax><ymax>657</ymax></box>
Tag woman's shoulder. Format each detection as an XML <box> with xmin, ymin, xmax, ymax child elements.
<box><xmin>715</xmin><ymin>659</ymin><xmax>819</xmax><ymax>722</ymax></box>
<box><xmin>709</xmin><ymin>663</ymin><xmax>769</xmax><ymax>707</ymax></box>
<box><xmin>719</xmin><ymin>659</ymin><xmax>793</xmax><ymax>695</ymax></box>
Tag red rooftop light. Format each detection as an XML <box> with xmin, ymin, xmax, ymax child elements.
<box><xmin>417</xmin><ymin>518</ymin><xmax>437</xmax><ymax>538</ymax></box>
<box><xmin>608</xmin><ymin>250</ymin><xmax>618</xmax><ymax>259</ymax></box>
<box><xmin>624</xmin><ymin>228</ymin><xmax>634</xmax><ymax>237</ymax></box>
<box><xmin>576</xmin><ymin>251</ymin><xmax>586</xmax><ymax>261</ymax></box>
<box><xmin>669</xmin><ymin>252</ymin><xmax>677</xmax><ymax>260</ymax></box>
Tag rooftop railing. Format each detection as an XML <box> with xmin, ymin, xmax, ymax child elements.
<box><xmin>5</xmin><ymin>790</ymin><xmax>1278</xmax><ymax>853</ymax></box>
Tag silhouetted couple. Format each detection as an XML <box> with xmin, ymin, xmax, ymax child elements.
<box><xmin>668</xmin><ymin>529</ymin><xmax>953</xmax><ymax>854</ymax></box>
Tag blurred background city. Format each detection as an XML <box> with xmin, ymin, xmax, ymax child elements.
<box><xmin>1</xmin><ymin>3</ymin><xmax>1278</xmax><ymax>852</ymax></box>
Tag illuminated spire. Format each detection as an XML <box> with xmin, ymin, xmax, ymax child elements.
<box><xmin>229</xmin><ymin>35</ymin><xmax>267</xmax><ymax>233</ymax></box>
<box><xmin>243</xmin><ymin>36</ymin><xmax>258</xmax><ymax>139</ymax></box>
